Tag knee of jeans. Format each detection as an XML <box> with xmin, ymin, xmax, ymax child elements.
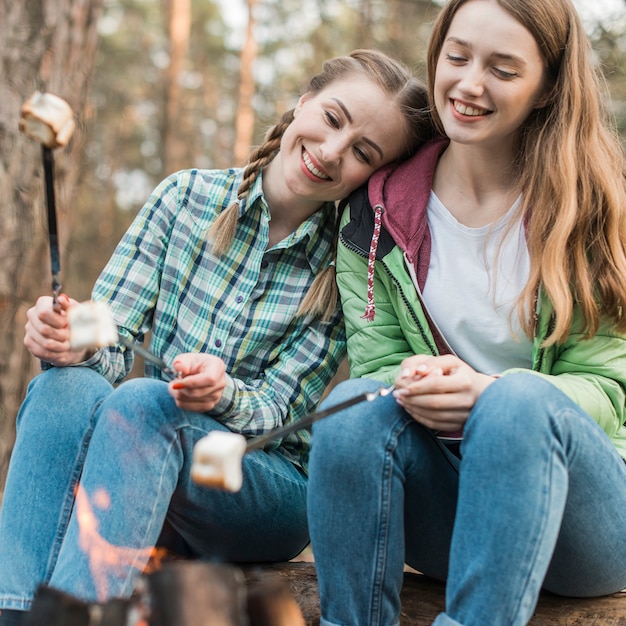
<box><xmin>18</xmin><ymin>367</ymin><xmax>112</xmax><ymax>431</ymax></box>
<box><xmin>27</xmin><ymin>366</ymin><xmax>107</xmax><ymax>395</ymax></box>
<box><xmin>465</xmin><ymin>372</ymin><xmax>561</xmax><ymax>444</ymax></box>
<box><xmin>103</xmin><ymin>377</ymin><xmax>173</xmax><ymax>427</ymax></box>
<box><xmin>319</xmin><ymin>377</ymin><xmax>386</xmax><ymax>408</ymax></box>
<box><xmin>312</xmin><ymin>378</ymin><xmax>400</xmax><ymax>459</ymax></box>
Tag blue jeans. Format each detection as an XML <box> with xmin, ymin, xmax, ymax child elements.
<box><xmin>307</xmin><ymin>373</ymin><xmax>626</xmax><ymax>626</ymax></box>
<box><xmin>0</xmin><ymin>367</ymin><xmax>308</xmax><ymax>609</ymax></box>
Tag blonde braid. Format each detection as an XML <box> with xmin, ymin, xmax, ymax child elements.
<box><xmin>296</xmin><ymin>259</ymin><xmax>339</xmax><ymax>322</ymax></box>
<box><xmin>296</xmin><ymin>202</ymin><xmax>344</xmax><ymax>322</ymax></box>
<box><xmin>209</xmin><ymin>110</ymin><xmax>295</xmax><ymax>256</ymax></box>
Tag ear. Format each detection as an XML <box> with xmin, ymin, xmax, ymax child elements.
<box><xmin>294</xmin><ymin>92</ymin><xmax>313</xmax><ymax>117</ymax></box>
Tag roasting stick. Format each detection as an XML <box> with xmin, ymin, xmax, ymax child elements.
<box><xmin>41</xmin><ymin>146</ymin><xmax>62</xmax><ymax>302</ymax></box>
<box><xmin>246</xmin><ymin>385</ymin><xmax>394</xmax><ymax>453</ymax></box>
<box><xmin>116</xmin><ymin>334</ymin><xmax>180</xmax><ymax>379</ymax></box>
<box><xmin>191</xmin><ymin>385</ymin><xmax>395</xmax><ymax>492</ymax></box>
<box><xmin>19</xmin><ymin>91</ymin><xmax>76</xmax><ymax>307</ymax></box>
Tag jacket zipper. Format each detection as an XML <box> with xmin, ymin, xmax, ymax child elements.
<box><xmin>534</xmin><ymin>312</ymin><xmax>556</xmax><ymax>373</ymax></box>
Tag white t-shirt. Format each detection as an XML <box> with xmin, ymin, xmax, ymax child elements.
<box><xmin>420</xmin><ymin>191</ymin><xmax>533</xmax><ymax>375</ymax></box>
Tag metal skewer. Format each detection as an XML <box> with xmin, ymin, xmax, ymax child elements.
<box><xmin>245</xmin><ymin>385</ymin><xmax>395</xmax><ymax>452</ymax></box>
<box><xmin>116</xmin><ymin>334</ymin><xmax>180</xmax><ymax>379</ymax></box>
<box><xmin>20</xmin><ymin>91</ymin><xmax>75</xmax><ymax>306</ymax></box>
<box><xmin>42</xmin><ymin>146</ymin><xmax>62</xmax><ymax>304</ymax></box>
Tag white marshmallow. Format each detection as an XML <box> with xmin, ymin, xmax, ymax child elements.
<box><xmin>191</xmin><ymin>431</ymin><xmax>247</xmax><ymax>492</ymax></box>
<box><xmin>20</xmin><ymin>91</ymin><xmax>76</xmax><ymax>149</ymax></box>
<box><xmin>68</xmin><ymin>301</ymin><xmax>119</xmax><ymax>351</ymax></box>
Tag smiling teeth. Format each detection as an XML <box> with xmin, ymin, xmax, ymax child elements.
<box><xmin>454</xmin><ymin>101</ymin><xmax>488</xmax><ymax>116</ymax></box>
<box><xmin>303</xmin><ymin>151</ymin><xmax>330</xmax><ymax>180</ymax></box>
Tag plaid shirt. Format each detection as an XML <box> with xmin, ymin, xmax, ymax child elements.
<box><xmin>86</xmin><ymin>167</ymin><xmax>346</xmax><ymax>470</ymax></box>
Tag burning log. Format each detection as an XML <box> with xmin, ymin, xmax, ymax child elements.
<box><xmin>19</xmin><ymin>562</ymin><xmax>306</xmax><ymax>626</ymax></box>
<box><xmin>141</xmin><ymin>561</ymin><xmax>248</xmax><ymax>626</ymax></box>
<box><xmin>22</xmin><ymin>586</ymin><xmax>131</xmax><ymax>626</ymax></box>
<box><xmin>246</xmin><ymin>577</ymin><xmax>306</xmax><ymax>626</ymax></box>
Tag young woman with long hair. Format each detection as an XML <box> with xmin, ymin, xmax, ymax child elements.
<box><xmin>307</xmin><ymin>2</ymin><xmax>626</xmax><ymax>625</ymax></box>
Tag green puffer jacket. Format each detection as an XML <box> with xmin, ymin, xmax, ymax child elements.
<box><xmin>337</xmin><ymin>180</ymin><xmax>626</xmax><ymax>460</ymax></box>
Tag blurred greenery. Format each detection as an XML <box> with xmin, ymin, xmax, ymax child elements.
<box><xmin>64</xmin><ymin>0</ymin><xmax>626</xmax><ymax>302</ymax></box>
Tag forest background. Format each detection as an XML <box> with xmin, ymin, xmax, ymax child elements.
<box><xmin>1</xmin><ymin>0</ymin><xmax>625</xmax><ymax>497</ymax></box>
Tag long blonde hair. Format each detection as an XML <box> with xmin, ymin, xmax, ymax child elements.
<box><xmin>427</xmin><ymin>0</ymin><xmax>626</xmax><ymax>345</ymax></box>
<box><xmin>210</xmin><ymin>49</ymin><xmax>433</xmax><ymax>321</ymax></box>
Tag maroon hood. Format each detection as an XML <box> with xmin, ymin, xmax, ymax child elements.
<box><xmin>367</xmin><ymin>138</ymin><xmax>448</xmax><ymax>290</ymax></box>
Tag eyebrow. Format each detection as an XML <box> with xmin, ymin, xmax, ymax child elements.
<box><xmin>331</xmin><ymin>97</ymin><xmax>384</xmax><ymax>160</ymax></box>
<box><xmin>445</xmin><ymin>36</ymin><xmax>527</xmax><ymax>67</ymax></box>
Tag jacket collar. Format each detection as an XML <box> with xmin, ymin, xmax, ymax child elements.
<box><xmin>368</xmin><ymin>138</ymin><xmax>448</xmax><ymax>291</ymax></box>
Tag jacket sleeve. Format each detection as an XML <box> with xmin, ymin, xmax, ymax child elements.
<box><xmin>504</xmin><ymin>308</ymin><xmax>626</xmax><ymax>438</ymax></box>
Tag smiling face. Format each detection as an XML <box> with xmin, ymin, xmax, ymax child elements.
<box><xmin>433</xmin><ymin>0</ymin><xmax>548</xmax><ymax>152</ymax></box>
<box><xmin>275</xmin><ymin>75</ymin><xmax>408</xmax><ymax>204</ymax></box>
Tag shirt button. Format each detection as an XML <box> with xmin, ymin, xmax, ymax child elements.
<box><xmin>261</xmin><ymin>260</ymin><xmax>269</xmax><ymax>268</ymax></box>
<box><xmin>215</xmin><ymin>339</ymin><xmax>222</xmax><ymax>348</ymax></box>
<box><xmin>236</xmin><ymin>295</ymin><xmax>243</xmax><ymax>303</ymax></box>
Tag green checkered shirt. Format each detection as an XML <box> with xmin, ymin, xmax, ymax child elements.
<box><xmin>87</xmin><ymin>167</ymin><xmax>346</xmax><ymax>470</ymax></box>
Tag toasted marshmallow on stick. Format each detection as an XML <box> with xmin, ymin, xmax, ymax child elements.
<box><xmin>19</xmin><ymin>91</ymin><xmax>76</xmax><ymax>149</ymax></box>
<box><xmin>68</xmin><ymin>300</ymin><xmax>180</xmax><ymax>377</ymax></box>
<box><xmin>68</xmin><ymin>301</ymin><xmax>119</xmax><ymax>351</ymax></box>
<box><xmin>191</xmin><ymin>431</ymin><xmax>247</xmax><ymax>493</ymax></box>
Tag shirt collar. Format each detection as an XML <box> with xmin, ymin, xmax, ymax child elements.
<box><xmin>238</xmin><ymin>169</ymin><xmax>337</xmax><ymax>274</ymax></box>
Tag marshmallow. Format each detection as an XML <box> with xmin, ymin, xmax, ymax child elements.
<box><xmin>20</xmin><ymin>91</ymin><xmax>76</xmax><ymax>149</ymax></box>
<box><xmin>191</xmin><ymin>431</ymin><xmax>247</xmax><ymax>492</ymax></box>
<box><xmin>68</xmin><ymin>301</ymin><xmax>119</xmax><ymax>351</ymax></box>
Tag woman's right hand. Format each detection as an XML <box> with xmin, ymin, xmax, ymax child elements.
<box><xmin>392</xmin><ymin>354</ymin><xmax>496</xmax><ymax>433</ymax></box>
<box><xmin>24</xmin><ymin>294</ymin><xmax>94</xmax><ymax>366</ymax></box>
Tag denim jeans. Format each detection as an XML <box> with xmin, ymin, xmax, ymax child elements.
<box><xmin>0</xmin><ymin>367</ymin><xmax>308</xmax><ymax>609</ymax></box>
<box><xmin>307</xmin><ymin>373</ymin><xmax>626</xmax><ymax>626</ymax></box>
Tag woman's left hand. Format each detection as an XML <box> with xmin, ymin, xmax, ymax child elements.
<box><xmin>393</xmin><ymin>354</ymin><xmax>496</xmax><ymax>432</ymax></box>
<box><xmin>168</xmin><ymin>353</ymin><xmax>227</xmax><ymax>412</ymax></box>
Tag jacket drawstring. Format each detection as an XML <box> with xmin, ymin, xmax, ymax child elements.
<box><xmin>361</xmin><ymin>203</ymin><xmax>384</xmax><ymax>321</ymax></box>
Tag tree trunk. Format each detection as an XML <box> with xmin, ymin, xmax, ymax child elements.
<box><xmin>233</xmin><ymin>0</ymin><xmax>259</xmax><ymax>166</ymax></box>
<box><xmin>162</xmin><ymin>0</ymin><xmax>191</xmax><ymax>175</ymax></box>
<box><xmin>0</xmin><ymin>0</ymin><xmax>103</xmax><ymax>498</ymax></box>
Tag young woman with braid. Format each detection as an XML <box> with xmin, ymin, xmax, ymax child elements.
<box><xmin>0</xmin><ymin>49</ymin><xmax>433</xmax><ymax>623</ymax></box>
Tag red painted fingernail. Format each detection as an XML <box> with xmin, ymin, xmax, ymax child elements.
<box><xmin>172</xmin><ymin>382</ymin><xmax>185</xmax><ymax>390</ymax></box>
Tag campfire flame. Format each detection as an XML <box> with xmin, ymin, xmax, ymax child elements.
<box><xmin>75</xmin><ymin>484</ymin><xmax>168</xmax><ymax>603</ymax></box>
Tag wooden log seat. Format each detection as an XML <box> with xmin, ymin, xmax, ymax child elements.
<box><xmin>243</xmin><ymin>561</ymin><xmax>626</xmax><ymax>626</ymax></box>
